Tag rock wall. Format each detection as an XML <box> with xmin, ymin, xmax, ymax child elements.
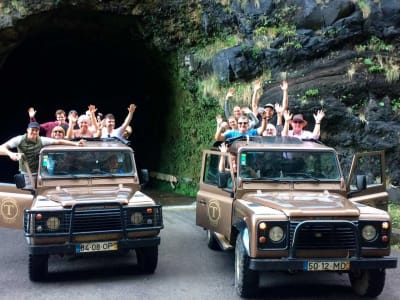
<box><xmin>0</xmin><ymin>0</ymin><xmax>399</xmax><ymax>185</ymax></box>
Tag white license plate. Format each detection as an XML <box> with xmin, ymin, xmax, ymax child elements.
<box><xmin>306</xmin><ymin>261</ymin><xmax>350</xmax><ymax>271</ymax></box>
<box><xmin>76</xmin><ymin>241</ymin><xmax>118</xmax><ymax>253</ymax></box>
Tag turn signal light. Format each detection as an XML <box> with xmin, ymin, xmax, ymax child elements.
<box><xmin>381</xmin><ymin>235</ymin><xmax>389</xmax><ymax>243</ymax></box>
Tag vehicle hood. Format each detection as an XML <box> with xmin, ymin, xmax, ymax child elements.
<box><xmin>35</xmin><ymin>186</ymin><xmax>152</xmax><ymax>208</ymax></box>
<box><xmin>241</xmin><ymin>190</ymin><xmax>359</xmax><ymax>217</ymax></box>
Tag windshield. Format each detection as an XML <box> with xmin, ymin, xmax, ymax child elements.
<box><xmin>238</xmin><ymin>150</ymin><xmax>341</xmax><ymax>181</ymax></box>
<box><xmin>40</xmin><ymin>150</ymin><xmax>135</xmax><ymax>177</ymax></box>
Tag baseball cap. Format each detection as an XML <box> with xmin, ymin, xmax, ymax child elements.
<box><xmin>291</xmin><ymin>114</ymin><xmax>308</xmax><ymax>126</ymax></box>
<box><xmin>263</xmin><ymin>103</ymin><xmax>275</xmax><ymax>110</ymax></box>
<box><xmin>28</xmin><ymin>122</ymin><xmax>40</xmax><ymax>129</ymax></box>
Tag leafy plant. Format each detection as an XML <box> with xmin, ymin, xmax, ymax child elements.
<box><xmin>391</xmin><ymin>98</ymin><xmax>400</xmax><ymax>112</ymax></box>
<box><xmin>305</xmin><ymin>89</ymin><xmax>320</xmax><ymax>97</ymax></box>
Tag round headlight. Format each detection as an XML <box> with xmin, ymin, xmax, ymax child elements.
<box><xmin>268</xmin><ymin>226</ymin><xmax>284</xmax><ymax>242</ymax></box>
<box><xmin>46</xmin><ymin>217</ymin><xmax>61</xmax><ymax>231</ymax></box>
<box><xmin>131</xmin><ymin>212</ymin><xmax>143</xmax><ymax>225</ymax></box>
<box><xmin>361</xmin><ymin>225</ymin><xmax>377</xmax><ymax>241</ymax></box>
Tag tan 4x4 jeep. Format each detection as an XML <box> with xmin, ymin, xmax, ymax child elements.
<box><xmin>196</xmin><ymin>136</ymin><xmax>397</xmax><ymax>298</ymax></box>
<box><xmin>0</xmin><ymin>138</ymin><xmax>163</xmax><ymax>281</ymax></box>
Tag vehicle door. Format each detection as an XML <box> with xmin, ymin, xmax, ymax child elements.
<box><xmin>346</xmin><ymin>150</ymin><xmax>388</xmax><ymax>210</ymax></box>
<box><xmin>0</xmin><ymin>183</ymin><xmax>34</xmax><ymax>229</ymax></box>
<box><xmin>196</xmin><ymin>150</ymin><xmax>235</xmax><ymax>239</ymax></box>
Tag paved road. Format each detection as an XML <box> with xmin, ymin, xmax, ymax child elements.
<box><xmin>0</xmin><ymin>202</ymin><xmax>398</xmax><ymax>300</ymax></box>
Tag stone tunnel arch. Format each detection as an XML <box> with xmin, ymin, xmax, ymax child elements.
<box><xmin>0</xmin><ymin>8</ymin><xmax>173</xmax><ymax>182</ymax></box>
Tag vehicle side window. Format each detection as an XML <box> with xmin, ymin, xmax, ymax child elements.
<box><xmin>203</xmin><ymin>153</ymin><xmax>220</xmax><ymax>186</ymax></box>
<box><xmin>349</xmin><ymin>153</ymin><xmax>384</xmax><ymax>190</ymax></box>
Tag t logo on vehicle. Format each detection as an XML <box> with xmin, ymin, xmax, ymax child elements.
<box><xmin>0</xmin><ymin>197</ymin><xmax>19</xmax><ymax>224</ymax></box>
<box><xmin>207</xmin><ymin>200</ymin><xmax>221</xmax><ymax>227</ymax></box>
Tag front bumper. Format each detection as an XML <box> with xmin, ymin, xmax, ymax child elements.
<box><xmin>249</xmin><ymin>256</ymin><xmax>398</xmax><ymax>271</ymax></box>
<box><xmin>27</xmin><ymin>236</ymin><xmax>161</xmax><ymax>255</ymax></box>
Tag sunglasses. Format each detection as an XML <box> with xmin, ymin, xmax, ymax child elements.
<box><xmin>53</xmin><ymin>131</ymin><xmax>64</xmax><ymax>134</ymax></box>
<box><xmin>292</xmin><ymin>120</ymin><xmax>303</xmax><ymax>124</ymax></box>
<box><xmin>238</xmin><ymin>122</ymin><xmax>248</xmax><ymax>125</ymax></box>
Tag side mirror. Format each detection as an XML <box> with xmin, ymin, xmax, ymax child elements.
<box><xmin>356</xmin><ymin>175</ymin><xmax>367</xmax><ymax>190</ymax></box>
<box><xmin>140</xmin><ymin>169</ymin><xmax>149</xmax><ymax>185</ymax></box>
<box><xmin>14</xmin><ymin>174</ymin><xmax>26</xmax><ymax>189</ymax></box>
<box><xmin>217</xmin><ymin>172</ymin><xmax>229</xmax><ymax>188</ymax></box>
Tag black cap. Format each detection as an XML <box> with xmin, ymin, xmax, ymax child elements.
<box><xmin>28</xmin><ymin>122</ymin><xmax>40</xmax><ymax>129</ymax></box>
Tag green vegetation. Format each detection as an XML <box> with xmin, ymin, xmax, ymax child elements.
<box><xmin>355</xmin><ymin>37</ymin><xmax>398</xmax><ymax>82</ymax></box>
<box><xmin>389</xmin><ymin>202</ymin><xmax>400</xmax><ymax>229</ymax></box>
<box><xmin>391</xmin><ymin>98</ymin><xmax>400</xmax><ymax>113</ymax></box>
<box><xmin>252</xmin><ymin>5</ymin><xmax>301</xmax><ymax>51</ymax></box>
<box><xmin>194</xmin><ymin>34</ymin><xmax>243</xmax><ymax>61</ymax></box>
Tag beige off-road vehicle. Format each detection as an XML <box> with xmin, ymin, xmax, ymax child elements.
<box><xmin>196</xmin><ymin>136</ymin><xmax>397</xmax><ymax>298</ymax></box>
<box><xmin>0</xmin><ymin>138</ymin><xmax>163</xmax><ymax>281</ymax></box>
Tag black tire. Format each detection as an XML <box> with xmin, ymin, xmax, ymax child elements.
<box><xmin>136</xmin><ymin>246</ymin><xmax>158</xmax><ymax>274</ymax></box>
<box><xmin>29</xmin><ymin>254</ymin><xmax>48</xmax><ymax>281</ymax></box>
<box><xmin>207</xmin><ymin>230</ymin><xmax>221</xmax><ymax>251</ymax></box>
<box><xmin>349</xmin><ymin>269</ymin><xmax>386</xmax><ymax>297</ymax></box>
<box><xmin>235</xmin><ymin>233</ymin><xmax>259</xmax><ymax>298</ymax></box>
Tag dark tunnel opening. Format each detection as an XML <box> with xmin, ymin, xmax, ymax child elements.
<box><xmin>0</xmin><ymin>9</ymin><xmax>172</xmax><ymax>182</ymax></box>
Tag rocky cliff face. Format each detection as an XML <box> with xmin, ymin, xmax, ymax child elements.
<box><xmin>0</xmin><ymin>0</ymin><xmax>399</xmax><ymax>185</ymax></box>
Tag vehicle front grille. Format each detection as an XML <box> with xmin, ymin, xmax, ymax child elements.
<box><xmin>71</xmin><ymin>208</ymin><xmax>123</xmax><ymax>233</ymax></box>
<box><xmin>24</xmin><ymin>202</ymin><xmax>163</xmax><ymax>237</ymax></box>
<box><xmin>289</xmin><ymin>220</ymin><xmax>358</xmax><ymax>251</ymax></box>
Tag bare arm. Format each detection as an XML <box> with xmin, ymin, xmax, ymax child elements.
<box><xmin>218</xmin><ymin>143</ymin><xmax>228</xmax><ymax>172</ymax></box>
<box><xmin>119</xmin><ymin>104</ymin><xmax>136</xmax><ymax>131</ymax></box>
<box><xmin>256</xmin><ymin>111</ymin><xmax>267</xmax><ymax>135</ymax></box>
<box><xmin>88</xmin><ymin>104</ymin><xmax>99</xmax><ymax>131</ymax></box>
<box><xmin>54</xmin><ymin>139</ymin><xmax>85</xmax><ymax>146</ymax></box>
<box><xmin>251</xmin><ymin>79</ymin><xmax>262</xmax><ymax>116</ymax></box>
<box><xmin>0</xmin><ymin>143</ymin><xmax>22</xmax><ymax>161</ymax></box>
<box><xmin>312</xmin><ymin>110</ymin><xmax>325</xmax><ymax>138</ymax></box>
<box><xmin>280</xmin><ymin>80</ymin><xmax>288</xmax><ymax>111</ymax></box>
<box><xmin>28</xmin><ymin>107</ymin><xmax>37</xmax><ymax>122</ymax></box>
<box><xmin>66</xmin><ymin>115</ymin><xmax>77</xmax><ymax>139</ymax></box>
<box><xmin>282</xmin><ymin>110</ymin><xmax>292</xmax><ymax>136</ymax></box>
<box><xmin>215</xmin><ymin>125</ymin><xmax>226</xmax><ymax>141</ymax></box>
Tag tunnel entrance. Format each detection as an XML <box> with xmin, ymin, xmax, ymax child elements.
<box><xmin>0</xmin><ymin>9</ymin><xmax>172</xmax><ymax>182</ymax></box>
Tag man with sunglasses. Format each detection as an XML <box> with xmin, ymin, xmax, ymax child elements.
<box><xmin>215</xmin><ymin>112</ymin><xmax>267</xmax><ymax>142</ymax></box>
<box><xmin>282</xmin><ymin>110</ymin><xmax>325</xmax><ymax>140</ymax></box>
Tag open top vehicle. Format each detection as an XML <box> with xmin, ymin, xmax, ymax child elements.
<box><xmin>0</xmin><ymin>137</ymin><xmax>163</xmax><ymax>281</ymax></box>
<box><xmin>196</xmin><ymin>136</ymin><xmax>397</xmax><ymax>298</ymax></box>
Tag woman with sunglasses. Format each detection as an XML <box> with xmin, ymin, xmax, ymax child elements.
<box><xmin>282</xmin><ymin>110</ymin><xmax>325</xmax><ymax>140</ymax></box>
<box><xmin>51</xmin><ymin>126</ymin><xmax>65</xmax><ymax>139</ymax></box>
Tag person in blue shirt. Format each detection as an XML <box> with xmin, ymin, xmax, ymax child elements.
<box><xmin>214</xmin><ymin>112</ymin><xmax>267</xmax><ymax>142</ymax></box>
<box><xmin>107</xmin><ymin>155</ymin><xmax>125</xmax><ymax>174</ymax></box>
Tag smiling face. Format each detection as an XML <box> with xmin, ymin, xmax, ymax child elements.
<box><xmin>237</xmin><ymin>116</ymin><xmax>249</xmax><ymax>133</ymax></box>
<box><xmin>291</xmin><ymin>119</ymin><xmax>306</xmax><ymax>134</ymax></box>
<box><xmin>27</xmin><ymin>127</ymin><xmax>40</xmax><ymax>140</ymax></box>
<box><xmin>233</xmin><ymin>106</ymin><xmax>242</xmax><ymax>119</ymax></box>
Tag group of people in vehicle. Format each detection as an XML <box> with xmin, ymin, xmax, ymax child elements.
<box><xmin>0</xmin><ymin>104</ymin><xmax>136</xmax><ymax>187</ymax></box>
<box><xmin>215</xmin><ymin>79</ymin><xmax>326</xmax><ymax>178</ymax></box>
<box><xmin>27</xmin><ymin>104</ymin><xmax>135</xmax><ymax>140</ymax></box>
<box><xmin>215</xmin><ymin>79</ymin><xmax>325</xmax><ymax>142</ymax></box>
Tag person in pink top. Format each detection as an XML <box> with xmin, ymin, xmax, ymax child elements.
<box><xmin>28</xmin><ymin>107</ymin><xmax>69</xmax><ymax>137</ymax></box>
<box><xmin>282</xmin><ymin>110</ymin><xmax>325</xmax><ymax>140</ymax></box>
